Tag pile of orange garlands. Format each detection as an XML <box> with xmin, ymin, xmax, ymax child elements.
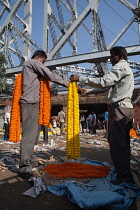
<box><xmin>44</xmin><ymin>162</ymin><xmax>111</xmax><ymax>178</ymax></box>
<box><xmin>9</xmin><ymin>74</ymin><xmax>51</xmax><ymax>142</ymax></box>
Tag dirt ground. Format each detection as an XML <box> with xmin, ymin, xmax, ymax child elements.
<box><xmin>0</xmin><ymin>130</ymin><xmax>140</xmax><ymax>210</ymax></box>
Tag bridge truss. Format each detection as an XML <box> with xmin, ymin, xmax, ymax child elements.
<box><xmin>0</xmin><ymin>0</ymin><xmax>140</xmax><ymax>88</ymax></box>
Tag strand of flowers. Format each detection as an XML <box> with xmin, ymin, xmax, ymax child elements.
<box><xmin>9</xmin><ymin>73</ymin><xmax>23</xmax><ymax>142</ymax></box>
<box><xmin>9</xmin><ymin>75</ymin><xmax>51</xmax><ymax>142</ymax></box>
<box><xmin>66</xmin><ymin>82</ymin><xmax>73</xmax><ymax>159</ymax></box>
<box><xmin>73</xmin><ymin>82</ymin><xmax>80</xmax><ymax>159</ymax></box>
<box><xmin>66</xmin><ymin>82</ymin><xmax>80</xmax><ymax>160</ymax></box>
<box><xmin>44</xmin><ymin>162</ymin><xmax>111</xmax><ymax>178</ymax></box>
<box><xmin>39</xmin><ymin>77</ymin><xmax>51</xmax><ymax>125</ymax></box>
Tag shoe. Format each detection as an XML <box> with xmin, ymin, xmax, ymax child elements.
<box><xmin>111</xmin><ymin>178</ymin><xmax>135</xmax><ymax>185</ymax></box>
<box><xmin>31</xmin><ymin>159</ymin><xmax>38</xmax><ymax>168</ymax></box>
<box><xmin>18</xmin><ymin>172</ymin><xmax>33</xmax><ymax>179</ymax></box>
<box><xmin>32</xmin><ymin>162</ymin><xmax>39</xmax><ymax>168</ymax></box>
<box><xmin>4</xmin><ymin>138</ymin><xmax>8</xmax><ymax>141</ymax></box>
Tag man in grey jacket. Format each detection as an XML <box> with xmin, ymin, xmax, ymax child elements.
<box><xmin>19</xmin><ymin>50</ymin><xmax>68</xmax><ymax>178</ymax></box>
<box><xmin>70</xmin><ymin>46</ymin><xmax>135</xmax><ymax>185</ymax></box>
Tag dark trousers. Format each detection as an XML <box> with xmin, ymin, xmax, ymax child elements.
<box><xmin>108</xmin><ymin>105</ymin><xmax>134</xmax><ymax>181</ymax></box>
<box><xmin>35</xmin><ymin>124</ymin><xmax>48</xmax><ymax>145</ymax></box>
<box><xmin>19</xmin><ymin>103</ymin><xmax>39</xmax><ymax>172</ymax></box>
<box><xmin>81</xmin><ymin>121</ymin><xmax>85</xmax><ymax>131</ymax></box>
<box><xmin>60</xmin><ymin>122</ymin><xmax>65</xmax><ymax>135</ymax></box>
<box><xmin>4</xmin><ymin>123</ymin><xmax>9</xmax><ymax>139</ymax></box>
<box><xmin>88</xmin><ymin>122</ymin><xmax>92</xmax><ymax>133</ymax></box>
<box><xmin>92</xmin><ymin>124</ymin><xmax>96</xmax><ymax>134</ymax></box>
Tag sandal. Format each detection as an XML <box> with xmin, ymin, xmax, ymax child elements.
<box><xmin>18</xmin><ymin>171</ymin><xmax>39</xmax><ymax>179</ymax></box>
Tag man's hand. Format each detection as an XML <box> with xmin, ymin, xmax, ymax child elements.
<box><xmin>78</xmin><ymin>87</ymin><xmax>87</xmax><ymax>95</ymax></box>
<box><xmin>70</xmin><ymin>74</ymin><xmax>80</xmax><ymax>82</ymax></box>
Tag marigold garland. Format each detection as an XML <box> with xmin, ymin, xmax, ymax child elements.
<box><xmin>39</xmin><ymin>77</ymin><xmax>51</xmax><ymax>125</ymax></box>
<box><xmin>66</xmin><ymin>82</ymin><xmax>80</xmax><ymax>160</ymax></box>
<box><xmin>9</xmin><ymin>73</ymin><xmax>23</xmax><ymax>142</ymax></box>
<box><xmin>9</xmin><ymin>74</ymin><xmax>51</xmax><ymax>142</ymax></box>
<box><xmin>44</xmin><ymin>162</ymin><xmax>111</xmax><ymax>178</ymax></box>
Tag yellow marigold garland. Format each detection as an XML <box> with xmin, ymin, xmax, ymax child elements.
<box><xmin>44</xmin><ymin>162</ymin><xmax>111</xmax><ymax>178</ymax></box>
<box><xmin>9</xmin><ymin>74</ymin><xmax>51</xmax><ymax>142</ymax></box>
<box><xmin>66</xmin><ymin>82</ymin><xmax>80</xmax><ymax>160</ymax></box>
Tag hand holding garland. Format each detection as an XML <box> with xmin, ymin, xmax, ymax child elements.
<box><xmin>70</xmin><ymin>74</ymin><xmax>87</xmax><ymax>95</ymax></box>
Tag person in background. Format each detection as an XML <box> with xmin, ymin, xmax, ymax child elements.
<box><xmin>58</xmin><ymin>107</ymin><xmax>65</xmax><ymax>135</ymax></box>
<box><xmin>19</xmin><ymin>50</ymin><xmax>68</xmax><ymax>179</ymax></box>
<box><xmin>70</xmin><ymin>46</ymin><xmax>135</xmax><ymax>185</ymax></box>
<box><xmin>80</xmin><ymin>113</ymin><xmax>86</xmax><ymax>133</ymax></box>
<box><xmin>104</xmin><ymin>110</ymin><xmax>109</xmax><ymax>138</ymax></box>
<box><xmin>35</xmin><ymin>124</ymin><xmax>48</xmax><ymax>147</ymax></box>
<box><xmin>87</xmin><ymin>112</ymin><xmax>93</xmax><ymax>133</ymax></box>
<box><xmin>3</xmin><ymin>107</ymin><xmax>11</xmax><ymax>141</ymax></box>
<box><xmin>92</xmin><ymin>110</ymin><xmax>96</xmax><ymax>134</ymax></box>
<box><xmin>52</xmin><ymin>117</ymin><xmax>57</xmax><ymax>129</ymax></box>
<box><xmin>136</xmin><ymin>119</ymin><xmax>140</xmax><ymax>131</ymax></box>
<box><xmin>97</xmin><ymin>119</ymin><xmax>102</xmax><ymax>129</ymax></box>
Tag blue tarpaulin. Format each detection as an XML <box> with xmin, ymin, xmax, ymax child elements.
<box><xmin>46</xmin><ymin>159</ymin><xmax>140</xmax><ymax>209</ymax></box>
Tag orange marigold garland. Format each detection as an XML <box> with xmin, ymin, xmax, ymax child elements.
<box><xmin>9</xmin><ymin>75</ymin><xmax>51</xmax><ymax>142</ymax></box>
<box><xmin>9</xmin><ymin>73</ymin><xmax>23</xmax><ymax>142</ymax></box>
<box><xmin>39</xmin><ymin>77</ymin><xmax>51</xmax><ymax>125</ymax></box>
<box><xmin>44</xmin><ymin>162</ymin><xmax>111</xmax><ymax>178</ymax></box>
<box><xmin>39</xmin><ymin>77</ymin><xmax>43</xmax><ymax>125</ymax></box>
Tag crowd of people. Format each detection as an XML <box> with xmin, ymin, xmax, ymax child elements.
<box><xmin>80</xmin><ymin>111</ymin><xmax>108</xmax><ymax>135</ymax></box>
